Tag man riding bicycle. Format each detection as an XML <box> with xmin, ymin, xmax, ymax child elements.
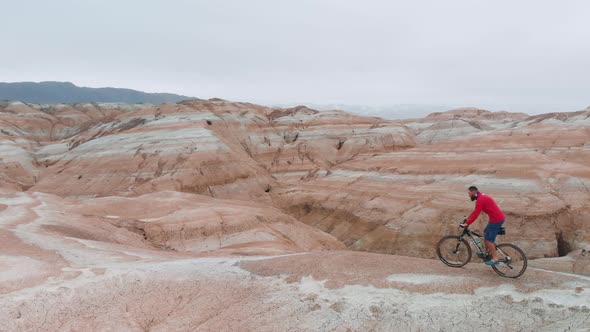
<box><xmin>460</xmin><ymin>186</ymin><xmax>505</xmax><ymax>266</ymax></box>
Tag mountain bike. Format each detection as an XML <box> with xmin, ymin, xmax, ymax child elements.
<box><xmin>436</xmin><ymin>221</ymin><xmax>527</xmax><ymax>278</ymax></box>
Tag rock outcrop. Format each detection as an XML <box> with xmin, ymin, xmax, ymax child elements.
<box><xmin>272</xmin><ymin>108</ymin><xmax>590</xmax><ymax>259</ymax></box>
<box><xmin>402</xmin><ymin>107</ymin><xmax>529</xmax><ymax>144</ymax></box>
<box><xmin>1</xmin><ymin>100</ymin><xmax>414</xmax><ymax>200</ymax></box>
<box><xmin>529</xmin><ymin>246</ymin><xmax>590</xmax><ymax>275</ymax></box>
<box><xmin>0</xmin><ymin>101</ymin><xmax>149</xmax><ymax>190</ymax></box>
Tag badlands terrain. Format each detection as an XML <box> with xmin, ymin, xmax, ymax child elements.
<box><xmin>1</xmin><ymin>99</ymin><xmax>589</xmax><ymax>330</ymax></box>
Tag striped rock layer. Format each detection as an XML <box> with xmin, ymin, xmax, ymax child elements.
<box><xmin>2</xmin><ymin>100</ymin><xmax>590</xmax><ymax>262</ymax></box>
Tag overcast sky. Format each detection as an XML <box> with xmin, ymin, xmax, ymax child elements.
<box><xmin>1</xmin><ymin>0</ymin><xmax>589</xmax><ymax>114</ymax></box>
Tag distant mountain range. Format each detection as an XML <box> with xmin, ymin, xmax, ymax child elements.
<box><xmin>0</xmin><ymin>81</ymin><xmax>195</xmax><ymax>104</ymax></box>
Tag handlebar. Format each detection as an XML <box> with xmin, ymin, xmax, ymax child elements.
<box><xmin>456</xmin><ymin>222</ymin><xmax>482</xmax><ymax>238</ymax></box>
<box><xmin>459</xmin><ymin>218</ymin><xmax>468</xmax><ymax>228</ymax></box>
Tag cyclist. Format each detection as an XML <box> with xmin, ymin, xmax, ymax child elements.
<box><xmin>460</xmin><ymin>186</ymin><xmax>505</xmax><ymax>265</ymax></box>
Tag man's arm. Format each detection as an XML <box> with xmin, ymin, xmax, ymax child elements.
<box><xmin>466</xmin><ymin>198</ymin><xmax>483</xmax><ymax>225</ymax></box>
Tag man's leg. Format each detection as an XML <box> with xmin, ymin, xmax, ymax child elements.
<box><xmin>483</xmin><ymin>221</ymin><xmax>503</xmax><ymax>263</ymax></box>
<box><xmin>485</xmin><ymin>240</ymin><xmax>498</xmax><ymax>261</ymax></box>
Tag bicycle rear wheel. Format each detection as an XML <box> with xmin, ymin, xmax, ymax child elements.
<box><xmin>436</xmin><ymin>236</ymin><xmax>472</xmax><ymax>267</ymax></box>
<box><xmin>492</xmin><ymin>243</ymin><xmax>527</xmax><ymax>278</ymax></box>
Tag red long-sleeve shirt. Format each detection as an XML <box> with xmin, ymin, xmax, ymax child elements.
<box><xmin>466</xmin><ymin>193</ymin><xmax>505</xmax><ymax>225</ymax></box>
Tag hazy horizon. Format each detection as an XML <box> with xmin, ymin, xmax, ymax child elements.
<box><xmin>2</xmin><ymin>1</ymin><xmax>589</xmax><ymax>115</ymax></box>
<box><xmin>3</xmin><ymin>80</ymin><xmax>587</xmax><ymax>117</ymax></box>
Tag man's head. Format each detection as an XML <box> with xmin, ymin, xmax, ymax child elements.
<box><xmin>468</xmin><ymin>186</ymin><xmax>479</xmax><ymax>201</ymax></box>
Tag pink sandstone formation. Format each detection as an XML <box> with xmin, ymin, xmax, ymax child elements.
<box><xmin>1</xmin><ymin>99</ymin><xmax>590</xmax><ymax>330</ymax></box>
<box><xmin>0</xmin><ymin>101</ymin><xmax>149</xmax><ymax>190</ymax></box>
<box><xmin>271</xmin><ymin>107</ymin><xmax>590</xmax><ymax>260</ymax></box>
<box><xmin>2</xmin><ymin>100</ymin><xmax>590</xmax><ymax>261</ymax></box>
<box><xmin>11</xmin><ymin>100</ymin><xmax>412</xmax><ymax>201</ymax></box>
<box><xmin>402</xmin><ymin>107</ymin><xmax>529</xmax><ymax>144</ymax></box>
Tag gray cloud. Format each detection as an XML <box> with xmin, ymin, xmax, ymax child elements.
<box><xmin>1</xmin><ymin>0</ymin><xmax>589</xmax><ymax>114</ymax></box>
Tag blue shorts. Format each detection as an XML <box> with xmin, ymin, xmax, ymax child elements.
<box><xmin>484</xmin><ymin>221</ymin><xmax>504</xmax><ymax>242</ymax></box>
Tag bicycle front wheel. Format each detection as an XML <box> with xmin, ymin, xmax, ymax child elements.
<box><xmin>436</xmin><ymin>236</ymin><xmax>472</xmax><ymax>267</ymax></box>
<box><xmin>492</xmin><ymin>243</ymin><xmax>527</xmax><ymax>278</ymax></box>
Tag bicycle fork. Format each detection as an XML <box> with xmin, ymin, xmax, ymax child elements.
<box><xmin>453</xmin><ymin>241</ymin><xmax>462</xmax><ymax>254</ymax></box>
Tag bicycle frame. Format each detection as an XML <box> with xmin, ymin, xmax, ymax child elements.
<box><xmin>458</xmin><ymin>227</ymin><xmax>513</xmax><ymax>264</ymax></box>
<box><xmin>458</xmin><ymin>227</ymin><xmax>488</xmax><ymax>258</ymax></box>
